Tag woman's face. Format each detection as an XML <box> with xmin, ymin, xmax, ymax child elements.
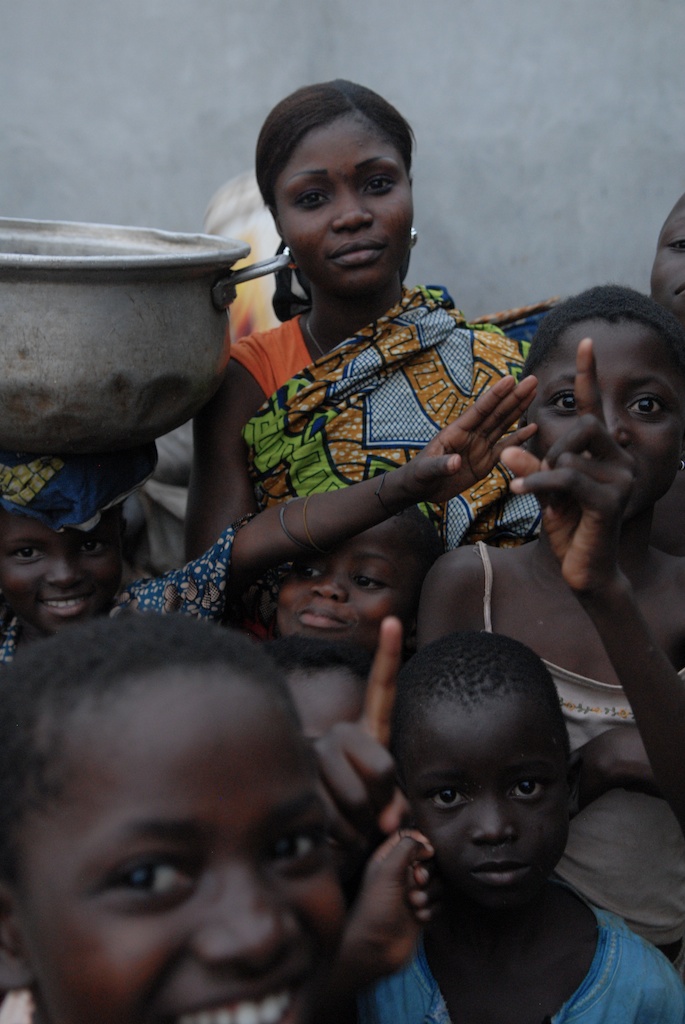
<box><xmin>271</xmin><ymin>114</ymin><xmax>413</xmax><ymax>312</ymax></box>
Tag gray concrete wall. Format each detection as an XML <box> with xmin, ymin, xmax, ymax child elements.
<box><xmin>2</xmin><ymin>0</ymin><xmax>685</xmax><ymax>317</ymax></box>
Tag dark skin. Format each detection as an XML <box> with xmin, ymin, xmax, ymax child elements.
<box><xmin>186</xmin><ymin>115</ymin><xmax>414</xmax><ymax>558</ymax></box>
<box><xmin>310</xmin><ymin>618</ymin><xmax>438</xmax><ymax>1024</ymax></box>
<box><xmin>650</xmin><ymin>191</ymin><xmax>685</xmax><ymax>555</ymax></box>
<box><xmin>419</xmin><ymin>331</ymin><xmax>685</xmax><ymax>839</ymax></box>
<box><xmin>427</xmin><ymin>886</ymin><xmax>594</xmax><ymax>1024</ymax></box>
<box><xmin>0</xmin><ymin>508</ymin><xmax>124</xmax><ymax>643</ymax></box>
<box><xmin>222</xmin><ymin>371</ymin><xmax>537</xmax><ymax>603</ymax></box>
<box><xmin>406</xmin><ymin>698</ymin><xmax>596</xmax><ymax>1024</ymax></box>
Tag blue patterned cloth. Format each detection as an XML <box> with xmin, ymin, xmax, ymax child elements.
<box><xmin>113</xmin><ymin>521</ymin><xmax>236</xmax><ymax>618</ymax></box>
<box><xmin>0</xmin><ymin>445</ymin><xmax>157</xmax><ymax>531</ymax></box>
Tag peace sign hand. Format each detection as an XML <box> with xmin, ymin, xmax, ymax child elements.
<box><xmin>502</xmin><ymin>338</ymin><xmax>635</xmax><ymax>593</ymax></box>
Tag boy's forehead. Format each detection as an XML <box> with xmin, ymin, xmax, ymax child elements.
<box><xmin>659</xmin><ymin>193</ymin><xmax>685</xmax><ymax>239</ymax></box>
<box><xmin>406</xmin><ymin>689</ymin><xmax>567</xmax><ymax>765</ymax></box>
<box><xmin>544</xmin><ymin>318</ymin><xmax>667</xmax><ymax>369</ymax></box>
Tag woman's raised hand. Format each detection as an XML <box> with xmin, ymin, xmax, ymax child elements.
<box><xmin>502</xmin><ymin>338</ymin><xmax>635</xmax><ymax>593</ymax></box>
<box><xmin>394</xmin><ymin>373</ymin><xmax>538</xmax><ymax>506</ymax></box>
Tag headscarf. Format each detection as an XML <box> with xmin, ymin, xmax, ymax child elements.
<box><xmin>0</xmin><ymin>443</ymin><xmax>157</xmax><ymax>531</ymax></box>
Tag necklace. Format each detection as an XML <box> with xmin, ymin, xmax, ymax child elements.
<box><xmin>304</xmin><ymin>313</ymin><xmax>326</xmax><ymax>358</ymax></box>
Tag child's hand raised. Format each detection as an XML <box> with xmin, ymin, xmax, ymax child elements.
<box><xmin>384</xmin><ymin>374</ymin><xmax>538</xmax><ymax>508</ymax></box>
<box><xmin>502</xmin><ymin>338</ymin><xmax>635</xmax><ymax>594</ymax></box>
<box><xmin>313</xmin><ymin>618</ymin><xmax>408</xmax><ymax>859</ymax></box>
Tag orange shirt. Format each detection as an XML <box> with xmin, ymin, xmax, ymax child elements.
<box><xmin>230</xmin><ymin>317</ymin><xmax>309</xmax><ymax>398</ymax></box>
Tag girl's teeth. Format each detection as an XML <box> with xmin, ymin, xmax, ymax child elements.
<box><xmin>235</xmin><ymin>1006</ymin><xmax>259</xmax><ymax>1024</ymax></box>
<box><xmin>179</xmin><ymin>992</ymin><xmax>290</xmax><ymax>1024</ymax></box>
<box><xmin>261</xmin><ymin>996</ymin><xmax>287</xmax><ymax>1024</ymax></box>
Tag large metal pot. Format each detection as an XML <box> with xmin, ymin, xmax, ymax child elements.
<box><xmin>0</xmin><ymin>217</ymin><xmax>288</xmax><ymax>453</ymax></box>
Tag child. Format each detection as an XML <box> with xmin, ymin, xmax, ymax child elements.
<box><xmin>358</xmin><ymin>631</ymin><xmax>685</xmax><ymax>1024</ymax></box>
<box><xmin>649</xmin><ymin>188</ymin><xmax>685</xmax><ymax>554</ymax></box>
<box><xmin>0</xmin><ymin>444</ymin><xmax>156</xmax><ymax>659</ymax></box>
<box><xmin>650</xmin><ymin>189</ymin><xmax>685</xmax><ymax>331</ymax></box>
<box><xmin>267</xmin><ymin>634</ymin><xmax>372</xmax><ymax>739</ymax></box>
<box><xmin>0</xmin><ymin>611</ymin><xmax>435</xmax><ymax>1024</ymax></box>
<box><xmin>0</xmin><ymin>370</ymin><xmax>535</xmax><ymax>663</ymax></box>
<box><xmin>272</xmin><ymin>508</ymin><xmax>444</xmax><ymax>655</ymax></box>
<box><xmin>418</xmin><ymin>285</ymin><xmax>685</xmax><ymax>954</ymax></box>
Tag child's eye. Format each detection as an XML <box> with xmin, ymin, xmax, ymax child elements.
<box><xmin>353</xmin><ymin>574</ymin><xmax>384</xmax><ymax>589</ymax></box>
<box><xmin>628</xmin><ymin>396</ymin><xmax>663</xmax><ymax>415</ymax></box>
<box><xmin>292</xmin><ymin>564</ymin><xmax>320</xmax><ymax>580</ymax></box>
<box><xmin>80</xmin><ymin>538</ymin><xmax>106</xmax><ymax>554</ymax></box>
<box><xmin>668</xmin><ymin>238</ymin><xmax>685</xmax><ymax>251</ymax></box>
<box><xmin>511</xmin><ymin>779</ymin><xmax>543</xmax><ymax>798</ymax></box>
<box><xmin>117</xmin><ymin>861</ymin><xmax>194</xmax><ymax>897</ymax></box>
<box><xmin>272</xmin><ymin>826</ymin><xmax>327</xmax><ymax>864</ymax></box>
<box><xmin>551</xmin><ymin>391</ymin><xmax>576</xmax><ymax>412</ymax></box>
<box><xmin>430</xmin><ymin>787</ymin><xmax>465</xmax><ymax>807</ymax></box>
<box><xmin>11</xmin><ymin>546</ymin><xmax>40</xmax><ymax>560</ymax></box>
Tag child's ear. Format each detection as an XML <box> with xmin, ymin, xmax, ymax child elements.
<box><xmin>0</xmin><ymin>884</ymin><xmax>34</xmax><ymax>991</ymax></box>
<box><xmin>566</xmin><ymin>750</ymin><xmax>582</xmax><ymax>820</ymax></box>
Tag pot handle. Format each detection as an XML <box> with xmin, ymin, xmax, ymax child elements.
<box><xmin>211</xmin><ymin>250</ymin><xmax>291</xmax><ymax>310</ymax></box>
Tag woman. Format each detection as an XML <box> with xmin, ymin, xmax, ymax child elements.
<box><xmin>186</xmin><ymin>80</ymin><xmax>539</xmax><ymax>558</ymax></box>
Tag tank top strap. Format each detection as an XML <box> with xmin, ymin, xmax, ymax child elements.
<box><xmin>474</xmin><ymin>541</ymin><xmax>494</xmax><ymax>633</ymax></box>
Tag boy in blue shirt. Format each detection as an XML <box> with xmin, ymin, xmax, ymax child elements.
<box><xmin>359</xmin><ymin>631</ymin><xmax>685</xmax><ymax>1024</ymax></box>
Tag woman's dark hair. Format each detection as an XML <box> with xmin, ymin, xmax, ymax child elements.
<box><xmin>523</xmin><ymin>284</ymin><xmax>685</xmax><ymax>381</ymax></box>
<box><xmin>256</xmin><ymin>79</ymin><xmax>414</xmax><ymax>209</ymax></box>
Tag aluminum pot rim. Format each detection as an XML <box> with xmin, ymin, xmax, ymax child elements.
<box><xmin>0</xmin><ymin>216</ymin><xmax>251</xmax><ymax>273</ymax></box>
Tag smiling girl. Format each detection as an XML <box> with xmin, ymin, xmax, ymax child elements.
<box><xmin>186</xmin><ymin>80</ymin><xmax>539</xmax><ymax>559</ymax></box>
<box><xmin>418</xmin><ymin>285</ymin><xmax>685</xmax><ymax>957</ymax></box>
<box><xmin>0</xmin><ymin>615</ymin><xmax>346</xmax><ymax>1024</ymax></box>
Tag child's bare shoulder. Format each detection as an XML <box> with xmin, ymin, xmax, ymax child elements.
<box><xmin>418</xmin><ymin>543</ymin><xmax>524</xmax><ymax>644</ymax></box>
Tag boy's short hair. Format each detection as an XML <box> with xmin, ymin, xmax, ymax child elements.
<box><xmin>392</xmin><ymin>631</ymin><xmax>570</xmax><ymax>773</ymax></box>
<box><xmin>0</xmin><ymin>613</ymin><xmax>296</xmax><ymax>883</ymax></box>
<box><xmin>522</xmin><ymin>284</ymin><xmax>685</xmax><ymax>381</ymax></box>
<box><xmin>266</xmin><ymin>633</ymin><xmax>372</xmax><ymax>684</ymax></box>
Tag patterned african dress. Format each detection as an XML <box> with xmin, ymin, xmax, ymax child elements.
<box><xmin>243</xmin><ymin>286</ymin><xmax>540</xmax><ymax>549</ymax></box>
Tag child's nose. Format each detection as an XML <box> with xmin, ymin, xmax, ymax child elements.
<box><xmin>604</xmin><ymin>403</ymin><xmax>631</xmax><ymax>448</ymax></box>
<box><xmin>191</xmin><ymin>865</ymin><xmax>295</xmax><ymax>974</ymax></box>
<box><xmin>470</xmin><ymin>796</ymin><xmax>517</xmax><ymax>845</ymax></box>
<box><xmin>311</xmin><ymin>574</ymin><xmax>348</xmax><ymax>601</ymax></box>
<box><xmin>46</xmin><ymin>557</ymin><xmax>84</xmax><ymax>587</ymax></box>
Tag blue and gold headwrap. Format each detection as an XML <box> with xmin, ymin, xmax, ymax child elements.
<box><xmin>0</xmin><ymin>443</ymin><xmax>157</xmax><ymax>531</ymax></box>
